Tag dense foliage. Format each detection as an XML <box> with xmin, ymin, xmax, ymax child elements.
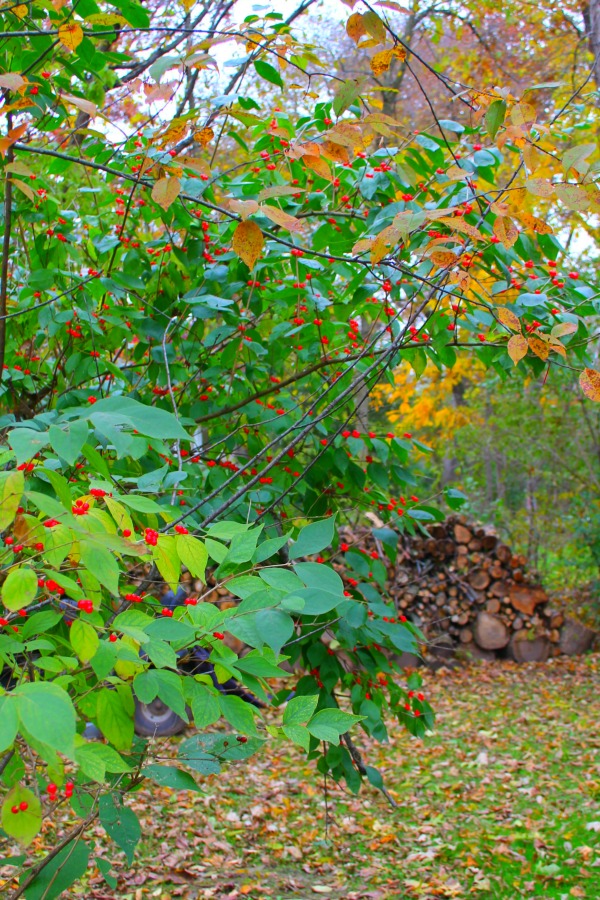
<box><xmin>0</xmin><ymin>0</ymin><xmax>598</xmax><ymax>894</ymax></box>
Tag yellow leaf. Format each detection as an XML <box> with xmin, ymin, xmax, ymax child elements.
<box><xmin>507</xmin><ymin>334</ymin><xmax>528</xmax><ymax>365</ymax></box>
<box><xmin>352</xmin><ymin>238</ymin><xmax>375</xmax><ymax>256</ymax></box>
<box><xmin>151</xmin><ymin>176</ymin><xmax>181</xmax><ymax>211</ymax></box>
<box><xmin>437</xmin><ymin>217</ymin><xmax>482</xmax><ymax>241</ymax></box>
<box><xmin>85</xmin><ymin>13</ymin><xmax>126</xmax><ymax>25</ymax></box>
<box><xmin>497</xmin><ymin>307</ymin><xmax>520</xmax><ymax>332</ymax></box>
<box><xmin>260</xmin><ymin>205</ymin><xmax>303</xmax><ymax>233</ymax></box>
<box><xmin>528</xmin><ymin>335</ymin><xmax>549</xmax><ymax>360</ymax></box>
<box><xmin>370</xmin><ymin>223</ymin><xmax>400</xmax><ymax>264</ymax></box>
<box><xmin>510</xmin><ymin>101</ymin><xmax>536</xmax><ymax>127</ymax></box>
<box><xmin>11</xmin><ymin>178</ymin><xmax>35</xmax><ymax>202</ymax></box>
<box><xmin>258</xmin><ymin>184</ymin><xmax>305</xmax><ymax>200</ymax></box>
<box><xmin>228</xmin><ymin>199</ymin><xmax>258</xmax><ymax>220</ymax></box>
<box><xmin>346</xmin><ymin>12</ymin><xmax>366</xmax><ymax>43</ymax></box>
<box><xmin>450</xmin><ymin>270</ymin><xmax>471</xmax><ymax>291</ymax></box>
<box><xmin>579</xmin><ymin>368</ymin><xmax>600</xmax><ymax>401</ymax></box>
<box><xmin>516</xmin><ymin>211</ymin><xmax>553</xmax><ymax>234</ymax></box>
<box><xmin>370</xmin><ymin>48</ymin><xmax>404</xmax><ymax>76</ymax></box>
<box><xmin>430</xmin><ymin>250</ymin><xmax>457</xmax><ymax>267</ymax></box>
<box><xmin>12</xmin><ymin>4</ymin><xmax>27</xmax><ymax>18</ymax></box>
<box><xmin>493</xmin><ymin>216</ymin><xmax>518</xmax><ymax>248</ymax></box>
<box><xmin>58</xmin><ymin>22</ymin><xmax>84</xmax><ymax>52</ymax></box>
<box><xmin>194</xmin><ymin>126</ymin><xmax>214</xmax><ymax>148</ymax></box>
<box><xmin>232</xmin><ymin>220</ymin><xmax>264</xmax><ymax>269</ymax></box>
<box><xmin>554</xmin><ymin>183</ymin><xmax>590</xmax><ymax>212</ymax></box>
<box><xmin>181</xmin><ymin>0</ymin><xmax>195</xmax><ymax>8</ymax></box>
<box><xmin>525</xmin><ymin>178</ymin><xmax>554</xmax><ymax>198</ymax></box>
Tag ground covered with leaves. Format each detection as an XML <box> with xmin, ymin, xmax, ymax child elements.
<box><xmin>9</xmin><ymin>654</ymin><xmax>600</xmax><ymax>900</ymax></box>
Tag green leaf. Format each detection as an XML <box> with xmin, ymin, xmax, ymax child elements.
<box><xmin>48</xmin><ymin>419</ymin><xmax>89</xmax><ymax>465</ymax></box>
<box><xmin>1</xmin><ymin>786</ymin><xmax>41</xmax><ymax>847</ymax></box>
<box><xmin>80</xmin><ymin>540</ymin><xmax>120</xmax><ymax>595</ymax></box>
<box><xmin>133</xmin><ymin>669</ymin><xmax>188</xmax><ymax>720</ymax></box>
<box><xmin>70</xmin><ymin>618</ymin><xmax>100</xmax><ymax>662</ymax></box>
<box><xmin>15</xmin><ymin>682</ymin><xmax>76</xmax><ymax>758</ymax></box>
<box><xmin>176</xmin><ymin>533</ymin><xmax>208</xmax><ymax>580</ymax></box>
<box><xmin>254</xmin><ymin>59</ymin><xmax>283</xmax><ymax>87</ymax></box>
<box><xmin>307</xmin><ymin>708</ymin><xmax>363</xmax><ymax>744</ymax></box>
<box><xmin>290</xmin><ymin>516</ymin><xmax>335</xmax><ymax>559</ymax></box>
<box><xmin>282</xmin><ymin>723</ymin><xmax>310</xmax><ymax>751</ymax></box>
<box><xmin>145</xmin><ymin>638</ymin><xmax>178</xmax><ymax>669</ymax></box>
<box><xmin>485</xmin><ymin>99</ymin><xmax>507</xmax><ymax>140</ymax></box>
<box><xmin>190</xmin><ymin>684</ymin><xmax>220</xmax><ymax>728</ymax></box>
<box><xmin>283</xmin><ymin>693</ymin><xmax>318</xmax><ymax>726</ymax></box>
<box><xmin>144</xmin><ymin>616</ymin><xmax>195</xmax><ymax>643</ymax></box>
<box><xmin>142</xmin><ymin>764</ymin><xmax>202</xmax><ymax>793</ymax></box>
<box><xmin>333</xmin><ymin>78</ymin><xmax>363</xmax><ymax>117</ymax></box>
<box><xmin>0</xmin><ymin>695</ymin><xmax>18</xmax><ymax>753</ymax></box>
<box><xmin>1</xmin><ymin>566</ymin><xmax>38</xmax><ymax>612</ymax></box>
<box><xmin>0</xmin><ymin>469</ymin><xmax>24</xmax><ymax>531</ymax></box>
<box><xmin>98</xmin><ymin>794</ymin><xmax>140</xmax><ymax>865</ymax></box>
<box><xmin>218</xmin><ymin>694</ymin><xmax>259</xmax><ymax>736</ymax></box>
<box><xmin>7</xmin><ymin>428</ymin><xmax>48</xmax><ymax>465</ymax></box>
<box><xmin>23</xmin><ymin>839</ymin><xmax>90</xmax><ymax>900</ymax></box>
<box><xmin>153</xmin><ymin>536</ymin><xmax>180</xmax><ymax>591</ymax></box>
<box><xmin>254</xmin><ymin>608</ymin><xmax>294</xmax><ymax>654</ymax></box>
<box><xmin>96</xmin><ymin>686</ymin><xmax>134</xmax><ymax>751</ymax></box>
<box><xmin>75</xmin><ymin>742</ymin><xmax>132</xmax><ymax>782</ymax></box>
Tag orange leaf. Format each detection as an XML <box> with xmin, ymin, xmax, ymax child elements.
<box><xmin>151</xmin><ymin>176</ymin><xmax>181</xmax><ymax>211</ymax></box>
<box><xmin>507</xmin><ymin>334</ymin><xmax>528</xmax><ymax>365</ymax></box>
<box><xmin>320</xmin><ymin>141</ymin><xmax>350</xmax><ymax>165</ymax></box>
<box><xmin>528</xmin><ymin>335</ymin><xmax>549</xmax><ymax>360</ymax></box>
<box><xmin>370</xmin><ymin>48</ymin><xmax>404</xmax><ymax>76</ymax></box>
<box><xmin>303</xmin><ymin>154</ymin><xmax>331</xmax><ymax>181</ymax></box>
<box><xmin>579</xmin><ymin>368</ymin><xmax>600</xmax><ymax>401</ymax></box>
<box><xmin>232</xmin><ymin>220</ymin><xmax>264</xmax><ymax>269</ymax></box>
<box><xmin>346</xmin><ymin>12</ymin><xmax>366</xmax><ymax>43</ymax></box>
<box><xmin>493</xmin><ymin>216</ymin><xmax>518</xmax><ymax>249</ymax></box>
<box><xmin>58</xmin><ymin>22</ymin><xmax>83</xmax><ymax>52</ymax></box>
<box><xmin>0</xmin><ymin>122</ymin><xmax>27</xmax><ymax>158</ymax></box>
<box><xmin>551</xmin><ymin>321</ymin><xmax>577</xmax><ymax>338</ymax></box>
<box><xmin>497</xmin><ymin>307</ymin><xmax>520</xmax><ymax>332</ymax></box>
<box><xmin>260</xmin><ymin>205</ymin><xmax>303</xmax><ymax>233</ymax></box>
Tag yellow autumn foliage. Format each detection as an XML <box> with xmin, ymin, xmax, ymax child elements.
<box><xmin>373</xmin><ymin>358</ymin><xmax>486</xmax><ymax>447</ymax></box>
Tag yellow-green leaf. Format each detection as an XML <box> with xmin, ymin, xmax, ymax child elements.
<box><xmin>176</xmin><ymin>534</ymin><xmax>208</xmax><ymax>581</ymax></box>
<box><xmin>0</xmin><ymin>469</ymin><xmax>24</xmax><ymax>532</ymax></box>
<box><xmin>70</xmin><ymin>618</ymin><xmax>100</xmax><ymax>663</ymax></box>
<box><xmin>507</xmin><ymin>334</ymin><xmax>528</xmax><ymax>365</ymax></box>
<box><xmin>497</xmin><ymin>307</ymin><xmax>521</xmax><ymax>332</ymax></box>
<box><xmin>1</xmin><ymin>566</ymin><xmax>37</xmax><ymax>612</ymax></box>
<box><xmin>153</xmin><ymin>536</ymin><xmax>180</xmax><ymax>591</ymax></box>
<box><xmin>151</xmin><ymin>176</ymin><xmax>181</xmax><ymax>211</ymax></box>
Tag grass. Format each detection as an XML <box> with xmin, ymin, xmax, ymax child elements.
<box><xmin>3</xmin><ymin>653</ymin><xmax>599</xmax><ymax>899</ymax></box>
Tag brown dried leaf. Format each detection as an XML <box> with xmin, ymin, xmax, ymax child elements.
<box><xmin>0</xmin><ymin>74</ymin><xmax>25</xmax><ymax>91</ymax></box>
<box><xmin>258</xmin><ymin>184</ymin><xmax>305</xmax><ymax>200</ymax></box>
<box><xmin>579</xmin><ymin>368</ymin><xmax>600</xmax><ymax>401</ymax></box>
<box><xmin>232</xmin><ymin>220</ymin><xmax>264</xmax><ymax>269</ymax></box>
<box><xmin>507</xmin><ymin>334</ymin><xmax>528</xmax><ymax>365</ymax></box>
<box><xmin>61</xmin><ymin>93</ymin><xmax>97</xmax><ymax>117</ymax></box>
<box><xmin>525</xmin><ymin>178</ymin><xmax>554</xmax><ymax>198</ymax></box>
<box><xmin>551</xmin><ymin>321</ymin><xmax>577</xmax><ymax>338</ymax></box>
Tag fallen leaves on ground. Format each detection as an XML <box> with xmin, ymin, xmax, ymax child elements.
<box><xmin>2</xmin><ymin>654</ymin><xmax>599</xmax><ymax>899</ymax></box>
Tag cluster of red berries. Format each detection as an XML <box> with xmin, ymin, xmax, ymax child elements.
<box><xmin>77</xmin><ymin>599</ymin><xmax>94</xmax><ymax>613</ymax></box>
<box><xmin>10</xmin><ymin>801</ymin><xmax>30</xmax><ymax>814</ymax></box>
<box><xmin>144</xmin><ymin>528</ymin><xmax>159</xmax><ymax>546</ymax></box>
<box><xmin>46</xmin><ymin>781</ymin><xmax>74</xmax><ymax>801</ymax></box>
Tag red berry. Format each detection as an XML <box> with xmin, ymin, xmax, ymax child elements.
<box><xmin>11</xmin><ymin>805</ymin><xmax>19</xmax><ymax>814</ymax></box>
<box><xmin>19</xmin><ymin>801</ymin><xmax>28</xmax><ymax>811</ymax></box>
<box><xmin>236</xmin><ymin>735</ymin><xmax>248</xmax><ymax>743</ymax></box>
<box><xmin>109</xmin><ymin>633</ymin><xmax>117</xmax><ymax>642</ymax></box>
<box><xmin>122</xmin><ymin>529</ymin><xmax>132</xmax><ymax>537</ymax></box>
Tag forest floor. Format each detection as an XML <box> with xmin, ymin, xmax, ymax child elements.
<box><xmin>6</xmin><ymin>653</ymin><xmax>600</xmax><ymax>900</ymax></box>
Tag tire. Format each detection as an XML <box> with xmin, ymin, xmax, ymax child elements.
<box><xmin>133</xmin><ymin>697</ymin><xmax>187</xmax><ymax>737</ymax></box>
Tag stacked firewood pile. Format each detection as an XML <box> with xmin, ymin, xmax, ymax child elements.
<box><xmin>337</xmin><ymin>516</ymin><xmax>593</xmax><ymax>664</ymax></box>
